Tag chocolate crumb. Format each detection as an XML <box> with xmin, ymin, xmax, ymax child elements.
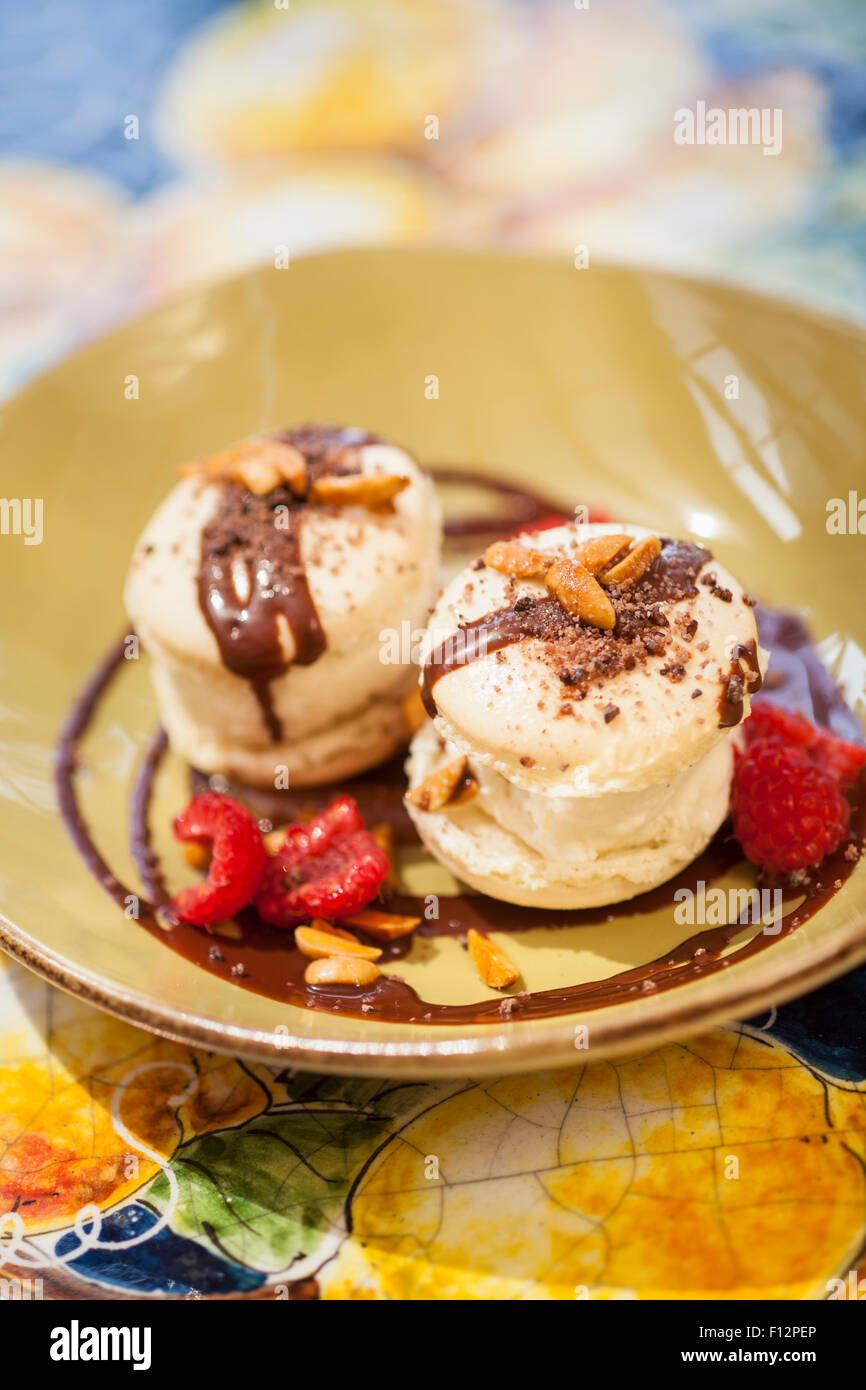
<box><xmin>691</xmin><ymin>688</ymin><xmax>703</xmax><ymax>699</ymax></box>
<box><xmin>231</xmin><ymin>962</ymin><xmax>247</xmax><ymax>978</ymax></box>
<box><xmin>603</xmin><ymin>703</ymin><xmax>620</xmax><ymax>723</ymax></box>
<box><xmin>725</xmin><ymin>673</ymin><xmax>744</xmax><ymax>707</ymax></box>
<box><xmin>559</xmin><ymin>665</ymin><xmax>585</xmax><ymax>686</ymax></box>
<box><xmin>208</xmin><ymin>946</ymin><xmax>225</xmax><ymax>963</ymax></box>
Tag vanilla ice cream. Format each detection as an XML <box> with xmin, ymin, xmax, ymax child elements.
<box><xmin>125</xmin><ymin>425</ymin><xmax>442</xmax><ymax>786</ymax></box>
<box><xmin>406</xmin><ymin>522</ymin><xmax>765</xmax><ymax>908</ymax></box>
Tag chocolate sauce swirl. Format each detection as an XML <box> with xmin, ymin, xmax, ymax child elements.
<box><xmin>54</xmin><ymin>471</ymin><xmax>865</xmax><ymax>1029</ymax></box>
<box><xmin>55</xmin><ymin>610</ymin><xmax>864</xmax><ymax>1029</ymax></box>
<box><xmin>196</xmin><ymin>426</ymin><xmax>377</xmax><ymax>741</ymax></box>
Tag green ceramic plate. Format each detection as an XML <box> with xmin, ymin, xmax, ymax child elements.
<box><xmin>1</xmin><ymin>249</ymin><xmax>865</xmax><ymax>1076</ymax></box>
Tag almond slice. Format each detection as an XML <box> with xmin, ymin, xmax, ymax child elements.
<box><xmin>310</xmin><ymin>473</ymin><xmax>409</xmax><ymax>508</ymax></box>
<box><xmin>405</xmin><ymin>755</ymin><xmax>475</xmax><ymax>812</ymax></box>
<box><xmin>402</xmin><ymin>686</ymin><xmax>427</xmax><ymax>735</ymax></box>
<box><xmin>544</xmin><ymin>557</ymin><xmax>616</xmax><ymax>630</ymax></box>
<box><xmin>600</xmin><ymin>535</ymin><xmax>661</xmax><ymax>587</ymax></box>
<box><xmin>263</xmin><ymin>826</ymin><xmax>287</xmax><ymax>855</ymax></box>
<box><xmin>575</xmin><ymin>533</ymin><xmax>632</xmax><ymax>575</ymax></box>
<box><xmin>467</xmin><ymin>928</ymin><xmax>519</xmax><ymax>990</ymax></box>
<box><xmin>233</xmin><ymin>456</ymin><xmax>284</xmax><ymax>496</ymax></box>
<box><xmin>449</xmin><ymin>771</ymin><xmax>479</xmax><ymax>806</ymax></box>
<box><xmin>343</xmin><ymin>908</ymin><xmax>421</xmax><ymax>941</ymax></box>
<box><xmin>295</xmin><ymin>921</ymin><xmax>382</xmax><ymax>962</ymax></box>
<box><xmin>211</xmin><ymin>920</ymin><xmax>243</xmax><ymax>940</ymax></box>
<box><xmin>182</xmin><ymin>841</ymin><xmax>210</xmax><ymax>870</ymax></box>
<box><xmin>483</xmin><ymin>540</ymin><xmax>550</xmax><ymax>578</ymax></box>
<box><xmin>181</xmin><ymin>436</ymin><xmax>307</xmax><ymax>497</ymax></box>
<box><xmin>271</xmin><ymin>442</ymin><xmax>308</xmax><ymax>496</ymax></box>
<box><xmin>370</xmin><ymin>822</ymin><xmax>397</xmax><ymax>891</ymax></box>
<box><xmin>304</xmin><ymin>956</ymin><xmax>381</xmax><ymax>987</ymax></box>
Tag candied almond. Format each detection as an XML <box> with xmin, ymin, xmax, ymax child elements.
<box><xmin>271</xmin><ymin>442</ymin><xmax>308</xmax><ymax>495</ymax></box>
<box><xmin>600</xmin><ymin>535</ymin><xmax>661</xmax><ymax>587</ymax></box>
<box><xmin>371</xmin><ymin>821</ymin><xmax>397</xmax><ymax>890</ymax></box>
<box><xmin>263</xmin><ymin>826</ymin><xmax>287</xmax><ymax>855</ymax></box>
<box><xmin>344</xmin><ymin>908</ymin><xmax>421</xmax><ymax>941</ymax></box>
<box><xmin>406</xmin><ymin>755</ymin><xmax>474</xmax><ymax>812</ymax></box>
<box><xmin>483</xmin><ymin>540</ymin><xmax>550</xmax><ymax>578</ymax></box>
<box><xmin>304</xmin><ymin>956</ymin><xmax>381</xmax><ymax>987</ymax></box>
<box><xmin>450</xmin><ymin>773</ymin><xmax>479</xmax><ymax>806</ymax></box>
<box><xmin>235</xmin><ymin>457</ymin><xmax>284</xmax><ymax>496</ymax></box>
<box><xmin>183</xmin><ymin>841</ymin><xmax>211</xmax><ymax>870</ymax></box>
<box><xmin>544</xmin><ymin>558</ymin><xmax>616</xmax><ymax>630</ymax></box>
<box><xmin>310</xmin><ymin>472</ymin><xmax>409</xmax><ymax>508</ymax></box>
<box><xmin>211</xmin><ymin>920</ymin><xmax>243</xmax><ymax>941</ymax></box>
<box><xmin>295</xmin><ymin>921</ymin><xmax>382</xmax><ymax>962</ymax></box>
<box><xmin>402</xmin><ymin>686</ymin><xmax>427</xmax><ymax>735</ymax></box>
<box><xmin>575</xmin><ymin>533</ymin><xmax>632</xmax><ymax>575</ymax></box>
<box><xmin>182</xmin><ymin>436</ymin><xmax>307</xmax><ymax>497</ymax></box>
<box><xmin>467</xmin><ymin>928</ymin><xmax>519</xmax><ymax>990</ymax></box>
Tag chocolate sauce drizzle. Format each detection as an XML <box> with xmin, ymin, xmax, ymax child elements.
<box><xmin>56</xmin><ymin>465</ymin><xmax>865</xmax><ymax>1029</ymax></box>
<box><xmin>432</xmin><ymin>467</ymin><xmax>569</xmax><ymax>545</ymax></box>
<box><xmin>196</xmin><ymin>426</ymin><xmax>376</xmax><ymax>741</ymax></box>
<box><xmin>718</xmin><ymin>639</ymin><xmax>763</xmax><ymax>728</ymax></box>
<box><xmin>422</xmin><ymin>537</ymin><xmax>709</xmax><ymax>718</ymax></box>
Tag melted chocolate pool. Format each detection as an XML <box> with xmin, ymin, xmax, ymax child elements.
<box><xmin>58</xmin><ymin>471</ymin><xmax>865</xmax><ymax>1026</ymax></box>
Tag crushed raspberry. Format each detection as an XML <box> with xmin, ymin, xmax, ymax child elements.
<box><xmin>732</xmin><ymin>743</ymin><xmax>850</xmax><ymax>876</ymax></box>
<box><xmin>171</xmin><ymin>792</ymin><xmax>267</xmax><ymax>927</ymax></box>
<box><xmin>745</xmin><ymin>702</ymin><xmax>866</xmax><ymax>788</ymax></box>
<box><xmin>254</xmin><ymin>795</ymin><xmax>389</xmax><ymax>929</ymax></box>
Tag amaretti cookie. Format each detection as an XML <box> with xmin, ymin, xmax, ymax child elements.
<box><xmin>406</xmin><ymin>522</ymin><xmax>765</xmax><ymax>908</ymax></box>
<box><xmin>125</xmin><ymin>425</ymin><xmax>442</xmax><ymax>787</ymax></box>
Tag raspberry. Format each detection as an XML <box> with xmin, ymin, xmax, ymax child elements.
<box><xmin>518</xmin><ymin>513</ymin><xmax>570</xmax><ymax>536</ymax></box>
<box><xmin>731</xmin><ymin>743</ymin><xmax>850</xmax><ymax>875</ymax></box>
<box><xmin>171</xmin><ymin>792</ymin><xmax>268</xmax><ymax>927</ymax></box>
<box><xmin>519</xmin><ymin>508</ymin><xmax>611</xmax><ymax>538</ymax></box>
<box><xmin>254</xmin><ymin>795</ymin><xmax>390</xmax><ymax>928</ymax></box>
<box><xmin>745</xmin><ymin>702</ymin><xmax>866</xmax><ymax>788</ymax></box>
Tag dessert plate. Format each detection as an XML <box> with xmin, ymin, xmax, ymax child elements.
<box><xmin>1</xmin><ymin>248</ymin><xmax>865</xmax><ymax>1077</ymax></box>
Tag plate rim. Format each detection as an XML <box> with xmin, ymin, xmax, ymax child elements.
<box><xmin>4</xmin><ymin>904</ymin><xmax>866</xmax><ymax>1077</ymax></box>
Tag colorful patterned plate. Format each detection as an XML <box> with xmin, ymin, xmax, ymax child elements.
<box><xmin>1</xmin><ymin>249</ymin><xmax>865</xmax><ymax>1076</ymax></box>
